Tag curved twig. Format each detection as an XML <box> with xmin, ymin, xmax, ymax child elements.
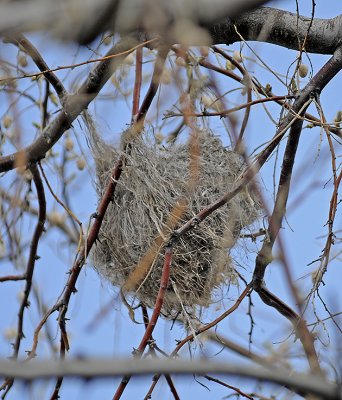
<box><xmin>0</xmin><ymin>163</ymin><xmax>46</xmax><ymax>396</ymax></box>
<box><xmin>0</xmin><ymin>37</ymin><xmax>140</xmax><ymax>173</ymax></box>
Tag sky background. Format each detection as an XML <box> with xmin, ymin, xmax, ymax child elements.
<box><xmin>0</xmin><ymin>0</ymin><xmax>341</xmax><ymax>399</ymax></box>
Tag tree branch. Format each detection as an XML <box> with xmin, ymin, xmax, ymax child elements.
<box><xmin>0</xmin><ymin>358</ymin><xmax>340</xmax><ymax>400</ymax></box>
<box><xmin>0</xmin><ymin>163</ymin><xmax>46</xmax><ymax>396</ymax></box>
<box><xmin>209</xmin><ymin>7</ymin><xmax>342</xmax><ymax>54</ymax></box>
<box><xmin>5</xmin><ymin>34</ymin><xmax>67</xmax><ymax>101</ymax></box>
<box><xmin>0</xmin><ymin>0</ymin><xmax>270</xmax><ymax>42</ymax></box>
<box><xmin>113</xmin><ymin>245</ymin><xmax>174</xmax><ymax>399</ymax></box>
<box><xmin>0</xmin><ymin>3</ymin><xmax>341</xmax><ymax>55</ymax></box>
<box><xmin>0</xmin><ymin>37</ymin><xmax>140</xmax><ymax>173</ymax></box>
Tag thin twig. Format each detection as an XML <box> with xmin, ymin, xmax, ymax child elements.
<box><xmin>136</xmin><ymin>45</ymin><xmax>169</xmax><ymax>124</ymax></box>
<box><xmin>164</xmin><ymin>95</ymin><xmax>294</xmax><ymax>119</ymax></box>
<box><xmin>309</xmin><ymin>99</ymin><xmax>341</xmax><ymax>293</ymax></box>
<box><xmin>5</xmin><ymin>34</ymin><xmax>67</xmax><ymax>101</ymax></box>
<box><xmin>0</xmin><ymin>39</ymin><xmax>158</xmax><ymax>87</ymax></box>
<box><xmin>197</xmin><ymin>52</ymin><xmax>341</xmax><ymax>138</ymax></box>
<box><xmin>0</xmin><ymin>37</ymin><xmax>144</xmax><ymax>172</ymax></box>
<box><xmin>0</xmin><ymin>273</ymin><xmax>26</xmax><ymax>282</ymax></box>
<box><xmin>0</xmin><ymin>163</ymin><xmax>46</xmax><ymax>397</ymax></box>
<box><xmin>204</xmin><ymin>375</ymin><xmax>254</xmax><ymax>400</ymax></box>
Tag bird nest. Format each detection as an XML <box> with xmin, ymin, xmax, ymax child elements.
<box><xmin>90</xmin><ymin>126</ymin><xmax>260</xmax><ymax>318</ymax></box>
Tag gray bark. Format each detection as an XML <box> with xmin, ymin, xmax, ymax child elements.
<box><xmin>0</xmin><ymin>1</ymin><xmax>341</xmax><ymax>54</ymax></box>
<box><xmin>0</xmin><ymin>358</ymin><xmax>340</xmax><ymax>399</ymax></box>
<box><xmin>210</xmin><ymin>7</ymin><xmax>342</xmax><ymax>54</ymax></box>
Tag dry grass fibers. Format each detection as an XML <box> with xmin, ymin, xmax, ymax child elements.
<box><xmin>87</xmin><ymin>121</ymin><xmax>260</xmax><ymax>318</ymax></box>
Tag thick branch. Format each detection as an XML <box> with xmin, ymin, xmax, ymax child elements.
<box><xmin>253</xmin><ymin>117</ymin><xmax>304</xmax><ymax>285</ymax></box>
<box><xmin>0</xmin><ymin>0</ymin><xmax>270</xmax><ymax>42</ymax></box>
<box><xmin>0</xmin><ymin>358</ymin><xmax>340</xmax><ymax>400</ymax></box>
<box><xmin>209</xmin><ymin>7</ymin><xmax>342</xmax><ymax>54</ymax></box>
<box><xmin>0</xmin><ymin>3</ymin><xmax>341</xmax><ymax>55</ymax></box>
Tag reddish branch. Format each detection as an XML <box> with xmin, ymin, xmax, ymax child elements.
<box><xmin>113</xmin><ymin>245</ymin><xmax>174</xmax><ymax>400</ymax></box>
<box><xmin>140</xmin><ymin>306</ymin><xmax>180</xmax><ymax>400</ymax></box>
<box><xmin>21</xmin><ymin>45</ymin><xmax>169</xmax><ymax>398</ymax></box>
<box><xmin>172</xmin><ymin>284</ymin><xmax>251</xmax><ymax>356</ymax></box>
<box><xmin>210</xmin><ymin>46</ymin><xmax>254</xmax><ymax>151</ymax></box>
<box><xmin>132</xmin><ymin>47</ymin><xmax>143</xmax><ymax>119</ymax></box>
<box><xmin>142</xmin><ymin>46</ymin><xmax>342</xmax><ymax>383</ymax></box>
<box><xmin>145</xmin><ymin>284</ymin><xmax>252</xmax><ymax>397</ymax></box>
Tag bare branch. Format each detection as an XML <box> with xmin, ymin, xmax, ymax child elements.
<box><xmin>209</xmin><ymin>7</ymin><xmax>342</xmax><ymax>54</ymax></box>
<box><xmin>4</xmin><ymin>34</ymin><xmax>67</xmax><ymax>101</ymax></box>
<box><xmin>1</xmin><ymin>163</ymin><xmax>46</xmax><ymax>395</ymax></box>
<box><xmin>0</xmin><ymin>0</ymin><xmax>270</xmax><ymax>42</ymax></box>
<box><xmin>0</xmin><ymin>2</ymin><xmax>341</xmax><ymax>55</ymax></box>
<box><xmin>113</xmin><ymin>245</ymin><xmax>174</xmax><ymax>399</ymax></box>
<box><xmin>0</xmin><ymin>358</ymin><xmax>339</xmax><ymax>400</ymax></box>
<box><xmin>0</xmin><ymin>37</ymin><xmax>140</xmax><ymax>173</ymax></box>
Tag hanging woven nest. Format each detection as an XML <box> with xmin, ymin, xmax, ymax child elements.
<box><xmin>89</xmin><ymin>125</ymin><xmax>260</xmax><ymax>318</ymax></box>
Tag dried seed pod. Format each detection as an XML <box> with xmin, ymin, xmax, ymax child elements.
<box><xmin>161</xmin><ymin>69</ymin><xmax>172</xmax><ymax>85</ymax></box>
<box><xmin>298</xmin><ymin>63</ymin><xmax>309</xmax><ymax>78</ymax></box>
<box><xmin>76</xmin><ymin>158</ymin><xmax>86</xmax><ymax>170</ymax></box>
<box><xmin>226</xmin><ymin>60</ymin><xmax>236</xmax><ymax>70</ymax></box>
<box><xmin>175</xmin><ymin>57</ymin><xmax>187</xmax><ymax>67</ymax></box>
<box><xmin>124</xmin><ymin>53</ymin><xmax>135</xmax><ymax>65</ymax></box>
<box><xmin>18</xmin><ymin>54</ymin><xmax>28</xmax><ymax>68</ymax></box>
<box><xmin>64</xmin><ymin>137</ymin><xmax>74</xmax><ymax>152</ymax></box>
<box><xmin>200</xmin><ymin>46</ymin><xmax>209</xmax><ymax>58</ymax></box>
<box><xmin>233</xmin><ymin>50</ymin><xmax>243</xmax><ymax>63</ymax></box>
<box><xmin>2</xmin><ymin>115</ymin><xmax>12</xmax><ymax>129</ymax></box>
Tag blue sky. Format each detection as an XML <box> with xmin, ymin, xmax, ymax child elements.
<box><xmin>0</xmin><ymin>0</ymin><xmax>341</xmax><ymax>399</ymax></box>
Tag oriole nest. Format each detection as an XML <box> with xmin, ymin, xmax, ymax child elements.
<box><xmin>89</xmin><ymin>126</ymin><xmax>260</xmax><ymax>318</ymax></box>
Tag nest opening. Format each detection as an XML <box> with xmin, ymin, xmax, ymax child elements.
<box><xmin>90</xmin><ymin>128</ymin><xmax>260</xmax><ymax>318</ymax></box>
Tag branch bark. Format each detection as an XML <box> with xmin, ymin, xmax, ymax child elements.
<box><xmin>0</xmin><ymin>358</ymin><xmax>340</xmax><ymax>400</ymax></box>
<box><xmin>209</xmin><ymin>7</ymin><xmax>342</xmax><ymax>54</ymax></box>
<box><xmin>0</xmin><ymin>2</ymin><xmax>341</xmax><ymax>55</ymax></box>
